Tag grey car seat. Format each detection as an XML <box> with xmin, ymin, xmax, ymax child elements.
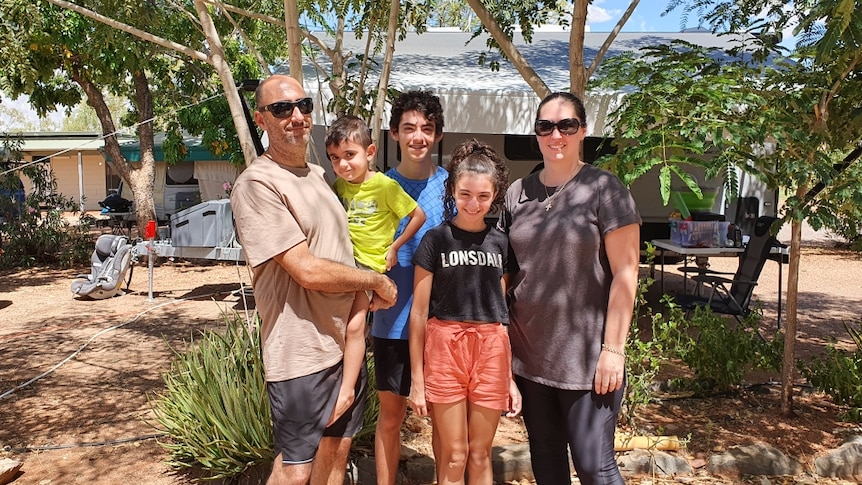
<box><xmin>71</xmin><ymin>234</ymin><xmax>133</xmax><ymax>299</ymax></box>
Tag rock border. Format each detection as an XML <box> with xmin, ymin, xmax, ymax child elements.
<box><xmin>381</xmin><ymin>437</ymin><xmax>862</xmax><ymax>484</ymax></box>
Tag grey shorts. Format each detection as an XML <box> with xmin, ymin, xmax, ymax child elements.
<box><xmin>267</xmin><ymin>360</ymin><xmax>368</xmax><ymax>464</ymax></box>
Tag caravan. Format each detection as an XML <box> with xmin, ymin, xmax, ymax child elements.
<box><xmin>112</xmin><ymin>135</ymin><xmax>240</xmax><ymax>223</ymax></box>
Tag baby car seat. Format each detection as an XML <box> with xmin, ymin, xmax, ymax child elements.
<box><xmin>71</xmin><ymin>234</ymin><xmax>133</xmax><ymax>299</ymax></box>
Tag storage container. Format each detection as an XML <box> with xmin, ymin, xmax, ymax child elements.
<box><xmin>669</xmin><ymin>219</ymin><xmax>732</xmax><ymax>247</ymax></box>
<box><xmin>170</xmin><ymin>199</ymin><xmax>234</xmax><ymax>247</ymax></box>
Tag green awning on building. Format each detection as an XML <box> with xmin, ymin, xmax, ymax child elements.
<box><xmin>115</xmin><ymin>133</ymin><xmax>232</xmax><ymax>162</ymax></box>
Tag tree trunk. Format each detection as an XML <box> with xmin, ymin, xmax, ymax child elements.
<box><xmin>131</xmin><ymin>71</ymin><xmax>158</xmax><ymax>234</ymax></box>
<box><xmin>371</xmin><ymin>0</ymin><xmax>400</xmax><ymax>149</ymax></box>
<box><xmin>70</xmin><ymin>63</ymin><xmax>157</xmax><ymax>233</ymax></box>
<box><xmin>284</xmin><ymin>0</ymin><xmax>303</xmax><ymax>86</ymax></box>
<box><xmin>193</xmin><ymin>0</ymin><xmax>258</xmax><ymax>165</ymax></box>
<box><xmin>780</xmin><ymin>185</ymin><xmax>808</xmax><ymax>416</ymax></box>
<box><xmin>465</xmin><ymin>0</ymin><xmax>550</xmax><ymax>99</ymax></box>
<box><xmin>569</xmin><ymin>0</ymin><xmax>588</xmax><ymax>98</ymax></box>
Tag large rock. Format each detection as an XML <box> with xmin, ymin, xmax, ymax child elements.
<box><xmin>814</xmin><ymin>435</ymin><xmax>862</xmax><ymax>480</ymax></box>
<box><xmin>492</xmin><ymin>444</ymin><xmax>534</xmax><ymax>482</ymax></box>
<box><xmin>708</xmin><ymin>444</ymin><xmax>802</xmax><ymax>477</ymax></box>
<box><xmin>399</xmin><ymin>443</ymin><xmax>535</xmax><ymax>484</ymax></box>
<box><xmin>618</xmin><ymin>449</ymin><xmax>692</xmax><ymax>477</ymax></box>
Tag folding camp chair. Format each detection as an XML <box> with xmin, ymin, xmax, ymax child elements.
<box><xmin>673</xmin><ymin>216</ymin><xmax>778</xmax><ymax>323</ymax></box>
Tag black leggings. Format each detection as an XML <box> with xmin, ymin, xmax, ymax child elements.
<box><xmin>516</xmin><ymin>375</ymin><xmax>625</xmax><ymax>485</ymax></box>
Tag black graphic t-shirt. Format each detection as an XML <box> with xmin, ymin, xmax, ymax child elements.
<box><xmin>412</xmin><ymin>221</ymin><xmax>510</xmax><ymax>323</ymax></box>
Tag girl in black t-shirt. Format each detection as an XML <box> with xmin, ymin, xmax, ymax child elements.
<box><xmin>407</xmin><ymin>139</ymin><xmax>522</xmax><ymax>485</ymax></box>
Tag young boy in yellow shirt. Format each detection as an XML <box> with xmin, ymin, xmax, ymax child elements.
<box><xmin>328</xmin><ymin>114</ymin><xmax>426</xmax><ymax>278</ymax></box>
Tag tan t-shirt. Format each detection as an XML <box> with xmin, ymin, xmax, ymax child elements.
<box><xmin>231</xmin><ymin>156</ymin><xmax>354</xmax><ymax>382</ymax></box>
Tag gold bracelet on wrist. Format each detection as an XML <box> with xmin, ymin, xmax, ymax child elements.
<box><xmin>601</xmin><ymin>344</ymin><xmax>625</xmax><ymax>357</ymax></box>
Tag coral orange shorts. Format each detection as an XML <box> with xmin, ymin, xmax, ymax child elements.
<box><xmin>423</xmin><ymin>318</ymin><xmax>512</xmax><ymax>410</ymax></box>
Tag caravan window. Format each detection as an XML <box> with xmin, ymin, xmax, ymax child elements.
<box><xmin>166</xmin><ymin>163</ymin><xmax>198</xmax><ymax>185</ymax></box>
<box><xmin>503</xmin><ymin>135</ymin><xmax>617</xmax><ymax>164</ymax></box>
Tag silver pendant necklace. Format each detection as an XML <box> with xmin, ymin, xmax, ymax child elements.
<box><xmin>542</xmin><ymin>164</ymin><xmax>584</xmax><ymax>211</ymax></box>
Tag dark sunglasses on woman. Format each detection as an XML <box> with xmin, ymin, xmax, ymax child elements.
<box><xmin>534</xmin><ymin>118</ymin><xmax>583</xmax><ymax>136</ymax></box>
<box><xmin>258</xmin><ymin>97</ymin><xmax>314</xmax><ymax>118</ymax></box>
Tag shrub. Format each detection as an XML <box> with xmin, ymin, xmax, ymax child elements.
<box><xmin>1</xmin><ymin>137</ymin><xmax>93</xmax><ymax>269</ymax></box>
<box><xmin>799</xmin><ymin>320</ymin><xmax>862</xmax><ymax>420</ymax></box>
<box><xmin>621</xmin><ymin>245</ymin><xmax>785</xmax><ymax>427</ymax></box>
<box><xmin>151</xmin><ymin>310</ymin><xmax>381</xmax><ymax>479</ymax></box>
<box><xmin>622</xmin><ymin>244</ymin><xmax>664</xmax><ymax>430</ymax></box>
<box><xmin>659</xmin><ymin>299</ymin><xmax>783</xmax><ymax>394</ymax></box>
<box><xmin>151</xmin><ymin>311</ymin><xmax>273</xmax><ymax>479</ymax></box>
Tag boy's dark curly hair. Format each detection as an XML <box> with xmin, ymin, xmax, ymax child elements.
<box><xmin>389</xmin><ymin>90</ymin><xmax>445</xmax><ymax>135</ymax></box>
<box><xmin>443</xmin><ymin>139</ymin><xmax>510</xmax><ymax>221</ymax></box>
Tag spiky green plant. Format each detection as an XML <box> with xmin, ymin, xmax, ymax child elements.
<box><xmin>355</xmin><ymin>352</ymin><xmax>380</xmax><ymax>448</ymax></box>
<box><xmin>151</xmin><ymin>311</ymin><xmax>383</xmax><ymax>479</ymax></box>
<box><xmin>151</xmin><ymin>311</ymin><xmax>272</xmax><ymax>479</ymax></box>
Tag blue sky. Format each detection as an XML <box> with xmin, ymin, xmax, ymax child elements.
<box><xmin>587</xmin><ymin>0</ymin><xmax>800</xmax><ymax>47</ymax></box>
<box><xmin>587</xmin><ymin>0</ymin><xmax>699</xmax><ymax>33</ymax></box>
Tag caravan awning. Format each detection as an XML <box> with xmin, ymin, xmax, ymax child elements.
<box><xmin>300</xmin><ymin>30</ymin><xmax>742</xmax><ymax>136</ymax></box>
<box><xmin>116</xmin><ymin>133</ymin><xmax>231</xmax><ymax>162</ymax></box>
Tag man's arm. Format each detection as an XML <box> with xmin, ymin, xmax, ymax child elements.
<box><xmin>386</xmin><ymin>205</ymin><xmax>426</xmax><ymax>271</ymax></box>
<box><xmin>274</xmin><ymin>240</ymin><xmax>397</xmax><ymax>308</ymax></box>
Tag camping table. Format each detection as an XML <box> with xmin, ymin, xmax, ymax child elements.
<box><xmin>105</xmin><ymin>212</ymin><xmax>134</xmax><ymax>238</ymax></box>
<box><xmin>651</xmin><ymin>239</ymin><xmax>744</xmax><ymax>295</ymax></box>
<box><xmin>651</xmin><ymin>239</ymin><xmax>789</xmax><ymax>327</ymax></box>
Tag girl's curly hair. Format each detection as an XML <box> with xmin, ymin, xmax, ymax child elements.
<box><xmin>443</xmin><ymin>139</ymin><xmax>510</xmax><ymax>221</ymax></box>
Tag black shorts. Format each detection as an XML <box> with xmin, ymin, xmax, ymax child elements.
<box><xmin>373</xmin><ymin>337</ymin><xmax>411</xmax><ymax>396</ymax></box>
<box><xmin>267</xmin><ymin>360</ymin><xmax>368</xmax><ymax>464</ymax></box>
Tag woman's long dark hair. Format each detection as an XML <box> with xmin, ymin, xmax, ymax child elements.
<box><xmin>536</xmin><ymin>92</ymin><xmax>587</xmax><ymax>125</ymax></box>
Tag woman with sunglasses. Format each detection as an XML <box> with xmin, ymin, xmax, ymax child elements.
<box><xmin>497</xmin><ymin>92</ymin><xmax>641</xmax><ymax>485</ymax></box>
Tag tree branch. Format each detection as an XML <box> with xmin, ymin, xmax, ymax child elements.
<box><xmin>465</xmin><ymin>0</ymin><xmax>550</xmax><ymax>98</ymax></box>
<box><xmin>819</xmin><ymin>52</ymin><xmax>862</xmax><ymax>126</ymax></box>
<box><xmin>44</xmin><ymin>0</ymin><xmax>208</xmax><ymax>62</ymax></box>
<box><xmin>166</xmin><ymin>0</ymin><xmax>203</xmax><ymax>31</ymax></box>
<box><xmin>204</xmin><ymin>0</ymin><xmax>282</xmax><ymax>27</ymax></box>
<box><xmin>587</xmin><ymin>0</ymin><xmax>640</xmax><ymax>79</ymax></box>
<box><xmin>218</xmin><ymin>2</ymin><xmax>272</xmax><ymax>75</ymax></box>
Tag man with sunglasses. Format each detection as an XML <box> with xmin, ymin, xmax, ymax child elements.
<box><xmin>231</xmin><ymin>74</ymin><xmax>397</xmax><ymax>485</ymax></box>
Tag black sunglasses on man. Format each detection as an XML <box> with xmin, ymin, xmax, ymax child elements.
<box><xmin>258</xmin><ymin>97</ymin><xmax>314</xmax><ymax>118</ymax></box>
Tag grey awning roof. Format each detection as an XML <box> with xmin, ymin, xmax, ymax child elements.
<box><xmin>299</xmin><ymin>30</ymin><xmax>747</xmax><ymax>135</ymax></box>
